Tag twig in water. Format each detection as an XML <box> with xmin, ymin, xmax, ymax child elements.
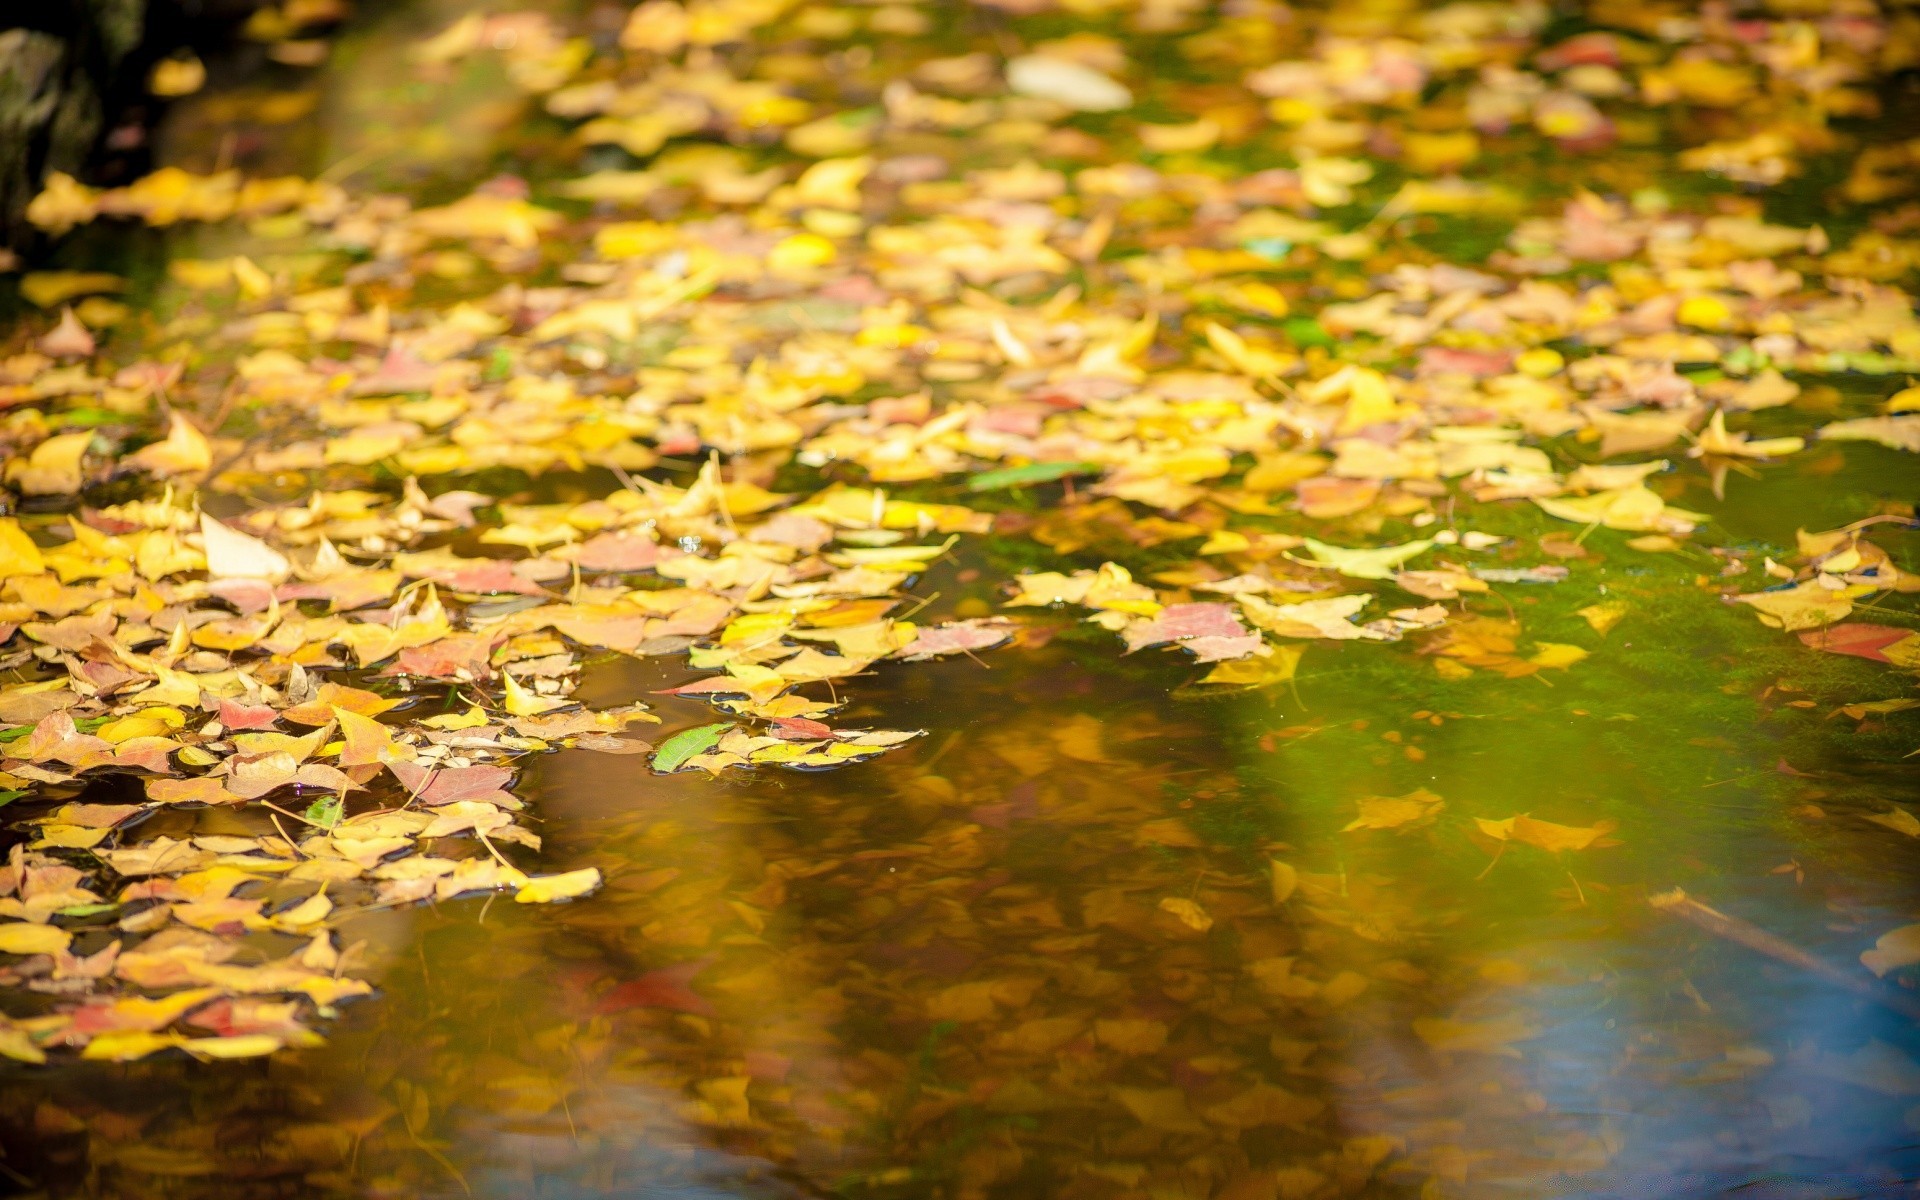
<box><xmin>1650</xmin><ymin>887</ymin><xmax>1920</xmax><ymax>1021</ymax></box>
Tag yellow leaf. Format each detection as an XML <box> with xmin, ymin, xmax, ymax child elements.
<box><xmin>1479</xmin><ymin>813</ymin><xmax>1616</xmax><ymax>852</ymax></box>
<box><xmin>1270</xmin><ymin>859</ymin><xmax>1297</xmax><ymax>904</ymax></box>
<box><xmin>19</xmin><ymin>270</ymin><xmax>123</xmax><ymax>308</ymax></box>
<box><xmin>768</xmin><ymin>233</ymin><xmax>836</xmax><ymax>273</ymax></box>
<box><xmin>81</xmin><ymin>1031</ymin><xmax>178</xmax><ymax>1062</ymax></box>
<box><xmin>1536</xmin><ymin>485</ymin><xmax>1706</xmax><ymax>535</ymax></box>
<box><xmin>0</xmin><ymin>519</ymin><xmax>46</xmax><ymax>579</ymax></box>
<box><xmin>419</xmin><ymin>705</ymin><xmax>491</xmax><ymax>730</ymax></box>
<box><xmin>515</xmin><ymin>867</ymin><xmax>603</xmax><ymax>904</ymax></box>
<box><xmin>0</xmin><ymin>924</ymin><xmax>71</xmax><ymax>956</ymax></box>
<box><xmin>149</xmin><ymin>54</ymin><xmax>206</xmax><ymax>97</ymax></box>
<box><xmin>1412</xmin><ymin>1014</ymin><xmax>1540</xmax><ymax>1056</ymax></box>
<box><xmin>332</xmin><ymin>706</ymin><xmax>409</xmax><ymax>766</ymax></box>
<box><xmin>501</xmin><ymin>671</ymin><xmax>567</xmax><ymax>717</ymax></box>
<box><xmin>791</xmin><ymin>156</ymin><xmax>872</xmax><ymax>209</ymax></box>
<box><xmin>594</xmin><ymin>221</ymin><xmax>675</xmax><ymax>259</ymax></box>
<box><xmin>1113</xmin><ymin>1087</ymin><xmax>1208</xmax><ymax>1132</ymax></box>
<box><xmin>1199</xmin><ymin>645</ymin><xmax>1304</xmax><ymax>688</ymax></box>
<box><xmin>97</xmin><ymin>988</ymin><xmax>222</xmax><ymax>1030</ymax></box>
<box><xmin>1204</xmin><ymin>322</ymin><xmax>1290</xmax><ymax>379</ymax></box>
<box><xmin>1095</xmin><ymin>1018</ymin><xmax>1168</xmax><ymax>1054</ymax></box>
<box><xmin>259</xmin><ymin>888</ymin><xmax>333</xmax><ymax>931</ymax></box>
<box><xmin>1529</xmin><ymin>642</ymin><xmax>1589</xmax><ymax>669</ymax></box>
<box><xmin>1578</xmin><ymin>601</ymin><xmax>1627</xmax><ymax>635</ymax></box>
<box><xmin>0</xmin><ymin>1026</ymin><xmax>45</xmax><ymax>1064</ymax></box>
<box><xmin>1732</xmin><ymin>581</ymin><xmax>1868</xmax><ymax>631</ymax></box>
<box><xmin>181</xmin><ymin>1034</ymin><xmax>282</xmax><ymax>1059</ymax></box>
<box><xmin>1158</xmin><ymin>897</ymin><xmax>1214</xmax><ymax>932</ymax></box>
<box><xmin>1692</xmin><ymin>410</ymin><xmax>1804</xmax><ymax>460</ymax></box>
<box><xmin>1343</xmin><ymin>788</ymin><xmax>1444</xmax><ymax>832</ymax></box>
<box><xmin>1295</xmin><ymin>537</ymin><xmax>1433</xmax><ymax>580</ymax></box>
<box><xmin>8</xmin><ymin>432</ymin><xmax>93</xmax><ymax>495</ymax></box>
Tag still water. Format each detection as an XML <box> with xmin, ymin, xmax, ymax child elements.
<box><xmin>7</xmin><ymin>533</ymin><xmax>1920</xmax><ymax>1198</ymax></box>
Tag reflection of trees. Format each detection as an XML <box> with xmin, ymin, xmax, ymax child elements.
<box><xmin>7</xmin><ymin>640</ymin><xmax>1915</xmax><ymax>1198</ymax></box>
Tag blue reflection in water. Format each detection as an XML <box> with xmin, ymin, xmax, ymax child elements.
<box><xmin>442</xmin><ymin>1081</ymin><xmax>814</xmax><ymax>1200</ymax></box>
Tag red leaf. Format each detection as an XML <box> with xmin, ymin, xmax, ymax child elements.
<box><xmin>1122</xmin><ymin>603</ymin><xmax>1247</xmax><ymax>653</ymax></box>
<box><xmin>1798</xmin><ymin>624</ymin><xmax>1913</xmax><ymax>663</ymax></box>
<box><xmin>595</xmin><ymin>958</ymin><xmax>714</xmax><ymax>1016</ymax></box>
<box><xmin>771</xmin><ymin>717</ymin><xmax>833</xmax><ymax>740</ymax></box>
<box><xmin>218</xmin><ymin>698</ymin><xmax>280</xmax><ymax>731</ymax></box>
<box><xmin>384</xmin><ymin>632</ymin><xmax>503</xmax><ymax>681</ymax></box>
<box><xmin>388</xmin><ymin>762</ymin><xmax>516</xmax><ymax>806</ymax></box>
<box><xmin>571</xmin><ymin>532</ymin><xmax>664</xmax><ymax>572</ymax></box>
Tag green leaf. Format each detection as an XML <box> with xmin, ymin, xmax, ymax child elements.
<box><xmin>0</xmin><ymin>790</ymin><xmax>23</xmax><ymax>808</ymax></box>
<box><xmin>0</xmin><ymin>719</ymin><xmax>101</xmax><ymax>744</ymax></box>
<box><xmin>1283</xmin><ymin>317</ymin><xmax>1333</xmax><ymax>348</ymax></box>
<box><xmin>653</xmin><ymin>722</ymin><xmax>730</xmax><ymax>773</ymax></box>
<box><xmin>54</xmin><ymin>408</ymin><xmax>121</xmax><ymax>427</ymax></box>
<box><xmin>305</xmin><ymin>794</ymin><xmax>344</xmax><ymax>830</ymax></box>
<box><xmin>967</xmin><ymin>461</ymin><xmax>1103</xmax><ymax>492</ymax></box>
<box><xmin>55</xmin><ymin>903</ymin><xmax>119</xmax><ymax>918</ymax></box>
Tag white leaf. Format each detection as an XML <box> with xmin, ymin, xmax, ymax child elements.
<box><xmin>1006</xmin><ymin>55</ymin><xmax>1131</xmax><ymax>112</ymax></box>
<box><xmin>200</xmin><ymin>514</ymin><xmax>291</xmax><ymax>582</ymax></box>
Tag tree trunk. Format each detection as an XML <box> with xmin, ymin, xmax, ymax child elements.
<box><xmin>0</xmin><ymin>0</ymin><xmax>148</xmax><ymax>246</ymax></box>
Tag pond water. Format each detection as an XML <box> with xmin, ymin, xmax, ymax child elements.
<box><xmin>3</xmin><ymin>0</ymin><xmax>1920</xmax><ymax>1197</ymax></box>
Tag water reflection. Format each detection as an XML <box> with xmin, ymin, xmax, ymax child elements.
<box><xmin>4</xmin><ymin>630</ymin><xmax>1919</xmax><ymax>1198</ymax></box>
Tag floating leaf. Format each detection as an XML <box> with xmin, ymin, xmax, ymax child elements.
<box><xmin>516</xmin><ymin>867</ymin><xmax>603</xmax><ymax>904</ymax></box>
<box><xmin>1295</xmin><ymin>538</ymin><xmax>1434</xmax><ymax>580</ymax></box>
<box><xmin>967</xmin><ymin>461</ymin><xmax>1103</xmax><ymax>491</ymax></box>
<box><xmin>653</xmin><ymin>723</ymin><xmax>731</xmax><ymax>773</ymax></box>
